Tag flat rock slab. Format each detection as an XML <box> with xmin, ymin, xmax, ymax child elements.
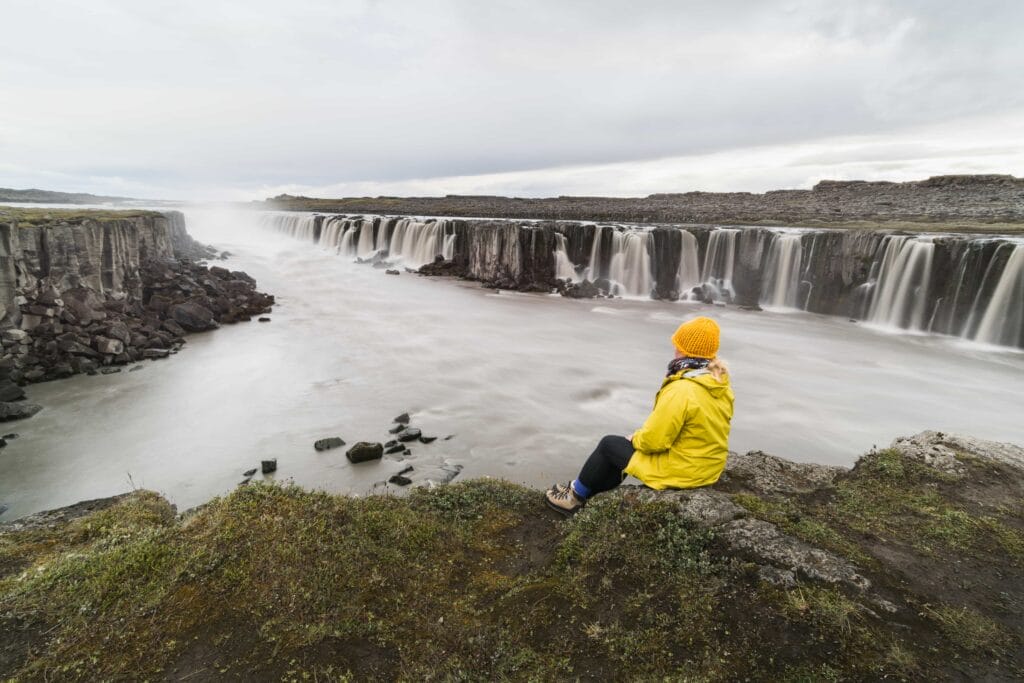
<box><xmin>720</xmin><ymin>518</ymin><xmax>870</xmax><ymax>592</ymax></box>
<box><xmin>891</xmin><ymin>430</ymin><xmax>1024</xmax><ymax>475</ymax></box>
<box><xmin>719</xmin><ymin>450</ymin><xmax>846</xmax><ymax>495</ymax></box>
<box><xmin>314</xmin><ymin>437</ymin><xmax>346</xmax><ymax>452</ymax></box>
<box><xmin>396</xmin><ymin>428</ymin><xmax>421</xmax><ymax>443</ymax></box>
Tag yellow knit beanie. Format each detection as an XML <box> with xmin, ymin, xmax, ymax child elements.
<box><xmin>671</xmin><ymin>317</ymin><xmax>720</xmax><ymax>359</ymax></box>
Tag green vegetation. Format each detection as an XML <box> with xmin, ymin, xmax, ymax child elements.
<box><xmin>0</xmin><ymin>206</ymin><xmax>161</xmax><ymax>227</ymax></box>
<box><xmin>2</xmin><ymin>447</ymin><xmax>1022</xmax><ymax>680</ymax></box>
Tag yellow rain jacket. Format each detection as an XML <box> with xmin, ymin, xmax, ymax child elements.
<box><xmin>624</xmin><ymin>369</ymin><xmax>734</xmax><ymax>489</ymax></box>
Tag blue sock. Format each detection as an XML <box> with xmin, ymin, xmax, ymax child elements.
<box><xmin>571</xmin><ymin>479</ymin><xmax>590</xmax><ymax>499</ymax></box>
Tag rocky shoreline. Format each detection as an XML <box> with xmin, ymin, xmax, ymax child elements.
<box><xmin>1</xmin><ymin>430</ymin><xmax>1021</xmax><ymax>679</ymax></box>
<box><xmin>0</xmin><ymin>207</ymin><xmax>274</xmax><ymax>421</ymax></box>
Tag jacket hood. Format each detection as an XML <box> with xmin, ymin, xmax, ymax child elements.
<box><xmin>666</xmin><ymin>369</ymin><xmax>732</xmax><ymax>397</ymax></box>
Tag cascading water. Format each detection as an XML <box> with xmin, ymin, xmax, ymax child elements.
<box><xmin>584</xmin><ymin>225</ymin><xmax>606</xmax><ymax>281</ymax></box>
<box><xmin>970</xmin><ymin>244</ymin><xmax>1024</xmax><ymax>347</ymax></box>
<box><xmin>607</xmin><ymin>231</ymin><xmax>654</xmax><ymax>298</ymax></box>
<box><xmin>701</xmin><ymin>229</ymin><xmax>739</xmax><ymax>301</ymax></box>
<box><xmin>676</xmin><ymin>230</ymin><xmax>700</xmax><ymax>299</ymax></box>
<box><xmin>760</xmin><ymin>233</ymin><xmax>804</xmax><ymax>309</ymax></box>
<box><xmin>388</xmin><ymin>219</ymin><xmax>451</xmax><ymax>268</ymax></box>
<box><xmin>867</xmin><ymin>236</ymin><xmax>935</xmax><ymax>331</ymax></box>
<box><xmin>553</xmin><ymin>233</ymin><xmax>579</xmax><ymax>281</ymax></box>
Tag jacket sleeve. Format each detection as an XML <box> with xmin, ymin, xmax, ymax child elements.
<box><xmin>631</xmin><ymin>382</ymin><xmax>689</xmax><ymax>454</ymax></box>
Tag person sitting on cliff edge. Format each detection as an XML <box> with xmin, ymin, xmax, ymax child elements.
<box><xmin>545</xmin><ymin>316</ymin><xmax>734</xmax><ymax>515</ymax></box>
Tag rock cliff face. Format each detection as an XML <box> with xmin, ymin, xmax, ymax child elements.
<box><xmin>0</xmin><ymin>209</ymin><xmax>274</xmax><ymax>386</ymax></box>
<box><xmin>266</xmin><ymin>211</ymin><xmax>1024</xmax><ymax>348</ymax></box>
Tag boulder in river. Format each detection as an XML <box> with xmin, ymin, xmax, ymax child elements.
<box><xmin>419</xmin><ymin>436</ymin><xmax>437</xmax><ymax>444</ymax></box>
<box><xmin>388</xmin><ymin>474</ymin><xmax>412</xmax><ymax>486</ymax></box>
<box><xmin>314</xmin><ymin>437</ymin><xmax>346</xmax><ymax>452</ymax></box>
<box><xmin>261</xmin><ymin>459</ymin><xmax>277</xmax><ymax>474</ymax></box>
<box><xmin>0</xmin><ymin>402</ymin><xmax>43</xmax><ymax>421</ymax></box>
<box><xmin>384</xmin><ymin>443</ymin><xmax>405</xmax><ymax>455</ymax></box>
<box><xmin>397</xmin><ymin>427</ymin><xmax>422</xmax><ymax>443</ymax></box>
<box><xmin>242</xmin><ymin>468</ymin><xmax>257</xmax><ymax>477</ymax></box>
<box><xmin>394</xmin><ymin>412</ymin><xmax>411</xmax><ymax>424</ymax></box>
<box><xmin>346</xmin><ymin>442</ymin><xmax>384</xmax><ymax>463</ymax></box>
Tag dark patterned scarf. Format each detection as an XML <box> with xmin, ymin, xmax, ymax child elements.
<box><xmin>667</xmin><ymin>356</ymin><xmax>710</xmax><ymax>377</ymax></box>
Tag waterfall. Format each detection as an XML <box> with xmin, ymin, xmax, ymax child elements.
<box><xmin>261</xmin><ymin>213</ymin><xmax>317</xmax><ymax>241</ymax></box>
<box><xmin>607</xmin><ymin>231</ymin><xmax>654</xmax><ymax>298</ymax></box>
<box><xmin>553</xmin><ymin>233</ymin><xmax>578</xmax><ymax>281</ymax></box>
<box><xmin>701</xmin><ymin>228</ymin><xmax>739</xmax><ymax>301</ymax></box>
<box><xmin>442</xmin><ymin>233</ymin><xmax>457</xmax><ymax>260</ymax></box>
<box><xmin>760</xmin><ymin>234</ymin><xmax>803</xmax><ymax>309</ymax></box>
<box><xmin>388</xmin><ymin>219</ymin><xmax>450</xmax><ymax>268</ymax></box>
<box><xmin>676</xmin><ymin>230</ymin><xmax>700</xmax><ymax>298</ymax></box>
<box><xmin>970</xmin><ymin>245</ymin><xmax>1024</xmax><ymax>346</ymax></box>
<box><xmin>867</xmin><ymin>236</ymin><xmax>935</xmax><ymax>331</ymax></box>
<box><xmin>584</xmin><ymin>226</ymin><xmax>606</xmax><ymax>281</ymax></box>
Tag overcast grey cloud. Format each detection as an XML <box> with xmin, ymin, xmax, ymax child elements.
<box><xmin>1</xmin><ymin>0</ymin><xmax>1022</xmax><ymax>199</ymax></box>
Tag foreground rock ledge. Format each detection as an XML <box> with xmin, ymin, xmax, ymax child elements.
<box><xmin>1</xmin><ymin>430</ymin><xmax>1022</xmax><ymax>681</ymax></box>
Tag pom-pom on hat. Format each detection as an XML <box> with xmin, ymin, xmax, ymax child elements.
<box><xmin>671</xmin><ymin>317</ymin><xmax>720</xmax><ymax>359</ymax></box>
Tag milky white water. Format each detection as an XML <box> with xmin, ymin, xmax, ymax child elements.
<box><xmin>2</xmin><ymin>208</ymin><xmax>1023</xmax><ymax>519</ymax></box>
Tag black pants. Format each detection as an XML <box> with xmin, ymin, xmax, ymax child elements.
<box><xmin>577</xmin><ymin>435</ymin><xmax>634</xmax><ymax>496</ymax></box>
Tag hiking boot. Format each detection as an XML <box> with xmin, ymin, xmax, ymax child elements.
<box><xmin>545</xmin><ymin>482</ymin><xmax>584</xmax><ymax>516</ymax></box>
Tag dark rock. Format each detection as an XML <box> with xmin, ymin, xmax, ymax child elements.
<box><xmin>129</xmin><ymin>365</ymin><xmax>144</xmax><ymax>372</ymax></box>
<box><xmin>2</xmin><ymin>433</ymin><xmax>18</xmax><ymax>440</ymax></box>
<box><xmin>0</xmin><ymin>503</ymin><xmax>7</xmax><ymax>516</ymax></box>
<box><xmin>243</xmin><ymin>468</ymin><xmax>257</xmax><ymax>477</ymax></box>
<box><xmin>346</xmin><ymin>442</ymin><xmax>384</xmax><ymax>463</ymax></box>
<box><xmin>384</xmin><ymin>443</ymin><xmax>405</xmax><ymax>455</ymax></box>
<box><xmin>161</xmin><ymin>319</ymin><xmax>187</xmax><ymax>337</ymax></box>
<box><xmin>388</xmin><ymin>474</ymin><xmax>412</xmax><ymax>486</ymax></box>
<box><xmin>0</xmin><ymin>402</ymin><xmax>43</xmax><ymax>421</ymax></box>
<box><xmin>388</xmin><ymin>424</ymin><xmax>405</xmax><ymax>434</ymax></box>
<box><xmin>397</xmin><ymin>465</ymin><xmax>414</xmax><ymax>476</ymax></box>
<box><xmin>0</xmin><ymin>438</ymin><xmax>6</xmax><ymax>449</ymax></box>
<box><xmin>168</xmin><ymin>302</ymin><xmax>217</xmax><ymax>332</ymax></box>
<box><xmin>314</xmin><ymin>437</ymin><xmax>346</xmax><ymax>452</ymax></box>
<box><xmin>444</xmin><ymin>435</ymin><xmax>455</xmax><ymax>440</ymax></box>
<box><xmin>385</xmin><ymin>269</ymin><xmax>400</xmax><ymax>275</ymax></box>
<box><xmin>397</xmin><ymin>427</ymin><xmax>422</xmax><ymax>443</ymax></box>
<box><xmin>258</xmin><ymin>317</ymin><xmax>271</xmax><ymax>322</ymax></box>
<box><xmin>419</xmin><ymin>436</ymin><xmax>437</xmax><ymax>444</ymax></box>
<box><xmin>100</xmin><ymin>367</ymin><xmax>121</xmax><ymax>375</ymax></box>
<box><xmin>142</xmin><ymin>348</ymin><xmax>170</xmax><ymax>360</ymax></box>
<box><xmin>0</xmin><ymin>379</ymin><xmax>26</xmax><ymax>402</ymax></box>
<box><xmin>261</xmin><ymin>459</ymin><xmax>277</xmax><ymax>474</ymax></box>
<box><xmin>394</xmin><ymin>412</ymin><xmax>411</xmax><ymax>424</ymax></box>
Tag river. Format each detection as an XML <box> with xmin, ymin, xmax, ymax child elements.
<box><xmin>2</xmin><ymin>207</ymin><xmax>1022</xmax><ymax>519</ymax></box>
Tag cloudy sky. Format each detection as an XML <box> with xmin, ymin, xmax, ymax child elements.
<box><xmin>2</xmin><ymin>0</ymin><xmax>1022</xmax><ymax>200</ymax></box>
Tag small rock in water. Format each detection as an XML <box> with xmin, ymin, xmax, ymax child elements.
<box><xmin>419</xmin><ymin>436</ymin><xmax>437</xmax><ymax>444</ymax></box>
<box><xmin>314</xmin><ymin>437</ymin><xmax>346</xmax><ymax>452</ymax></box>
<box><xmin>0</xmin><ymin>403</ymin><xmax>43</xmax><ymax>422</ymax></box>
<box><xmin>385</xmin><ymin>269</ymin><xmax>400</xmax><ymax>275</ymax></box>
<box><xmin>100</xmin><ymin>367</ymin><xmax>121</xmax><ymax>375</ymax></box>
<box><xmin>0</xmin><ymin>503</ymin><xmax>7</xmax><ymax>516</ymax></box>
<box><xmin>384</xmin><ymin>443</ymin><xmax>405</xmax><ymax>455</ymax></box>
<box><xmin>444</xmin><ymin>434</ymin><xmax>455</xmax><ymax>441</ymax></box>
<box><xmin>261</xmin><ymin>459</ymin><xmax>277</xmax><ymax>474</ymax></box>
<box><xmin>2</xmin><ymin>433</ymin><xmax>18</xmax><ymax>440</ymax></box>
<box><xmin>388</xmin><ymin>424</ymin><xmax>406</xmax><ymax>434</ymax></box>
<box><xmin>238</xmin><ymin>478</ymin><xmax>252</xmax><ymax>486</ymax></box>
<box><xmin>243</xmin><ymin>468</ymin><xmax>257</xmax><ymax>477</ymax></box>
<box><xmin>0</xmin><ymin>438</ymin><xmax>6</xmax><ymax>449</ymax></box>
<box><xmin>397</xmin><ymin>427</ymin><xmax>421</xmax><ymax>443</ymax></box>
<box><xmin>397</xmin><ymin>465</ymin><xmax>414</xmax><ymax>476</ymax></box>
<box><xmin>385</xmin><ymin>440</ymin><xmax>398</xmax><ymax>448</ymax></box>
<box><xmin>346</xmin><ymin>442</ymin><xmax>384</xmax><ymax>463</ymax></box>
<box><xmin>393</xmin><ymin>412</ymin><xmax>411</xmax><ymax>424</ymax></box>
<box><xmin>403</xmin><ymin>449</ymin><xmax>412</xmax><ymax>456</ymax></box>
<box><xmin>388</xmin><ymin>474</ymin><xmax>412</xmax><ymax>486</ymax></box>
<box><xmin>258</xmin><ymin>317</ymin><xmax>271</xmax><ymax>322</ymax></box>
<box><xmin>129</xmin><ymin>365</ymin><xmax>144</xmax><ymax>372</ymax></box>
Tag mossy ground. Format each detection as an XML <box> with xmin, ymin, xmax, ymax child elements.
<box><xmin>1</xmin><ymin>448</ymin><xmax>1022</xmax><ymax>681</ymax></box>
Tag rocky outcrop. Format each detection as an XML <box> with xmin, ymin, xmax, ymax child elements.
<box><xmin>0</xmin><ymin>210</ymin><xmax>274</xmax><ymax>386</ymax></box>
